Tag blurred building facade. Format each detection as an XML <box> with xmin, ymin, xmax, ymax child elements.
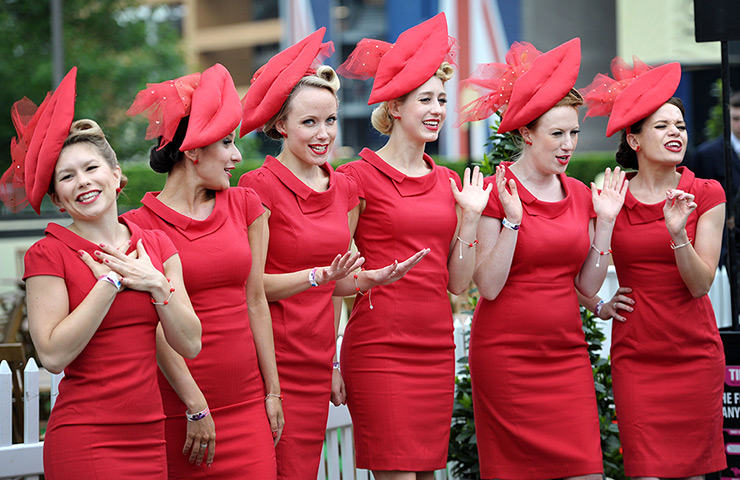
<box><xmin>149</xmin><ymin>0</ymin><xmax>740</xmax><ymax>161</ymax></box>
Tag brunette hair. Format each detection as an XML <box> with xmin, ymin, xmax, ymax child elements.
<box><xmin>51</xmin><ymin>119</ymin><xmax>128</xmax><ymax>193</ymax></box>
<box><xmin>149</xmin><ymin>116</ymin><xmax>189</xmax><ymax>173</ymax></box>
<box><xmin>371</xmin><ymin>62</ymin><xmax>455</xmax><ymax>136</ymax></box>
<box><xmin>262</xmin><ymin>65</ymin><xmax>341</xmax><ymax>140</ymax></box>
<box><xmin>615</xmin><ymin>97</ymin><xmax>685</xmax><ymax>169</ymax></box>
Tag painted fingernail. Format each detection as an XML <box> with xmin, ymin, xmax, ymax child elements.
<box><xmin>94</xmin><ymin>250</ymin><xmax>102</xmax><ymax>256</ymax></box>
<box><xmin>99</xmin><ymin>243</ymin><xmax>105</xmax><ymax>248</ymax></box>
<box><xmin>78</xmin><ymin>250</ymin><xmax>84</xmax><ymax>257</ymax></box>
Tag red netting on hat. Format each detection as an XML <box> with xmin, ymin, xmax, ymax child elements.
<box><xmin>126</xmin><ymin>72</ymin><xmax>201</xmax><ymax>150</ymax></box>
<box><xmin>445</xmin><ymin>36</ymin><xmax>460</xmax><ymax>68</ymax></box>
<box><xmin>582</xmin><ymin>56</ymin><xmax>652</xmax><ymax>118</ymax></box>
<box><xmin>0</xmin><ymin>96</ymin><xmax>46</xmax><ymax>212</ymax></box>
<box><xmin>457</xmin><ymin>42</ymin><xmax>542</xmax><ymax>124</ymax></box>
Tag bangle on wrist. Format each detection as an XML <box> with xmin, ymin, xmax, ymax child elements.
<box><xmin>151</xmin><ymin>278</ymin><xmax>175</xmax><ymax>305</ymax></box>
<box><xmin>501</xmin><ymin>217</ymin><xmax>520</xmax><ymax>231</ymax></box>
<box><xmin>265</xmin><ymin>393</ymin><xmax>284</xmax><ymax>402</ymax></box>
<box><xmin>670</xmin><ymin>238</ymin><xmax>692</xmax><ymax>250</ymax></box>
<box><xmin>309</xmin><ymin>267</ymin><xmax>320</xmax><ymax>287</ymax></box>
<box><xmin>354</xmin><ymin>270</ymin><xmax>373</xmax><ymax>310</ymax></box>
<box><xmin>332</xmin><ymin>361</ymin><xmax>340</xmax><ymax>371</ymax></box>
<box><xmin>594</xmin><ymin>299</ymin><xmax>605</xmax><ymax>317</ymax></box>
<box><xmin>98</xmin><ymin>271</ymin><xmax>122</xmax><ymax>291</ymax></box>
<box><xmin>186</xmin><ymin>406</ymin><xmax>210</xmax><ymax>422</ymax></box>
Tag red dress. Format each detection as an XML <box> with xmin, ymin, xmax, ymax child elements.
<box><xmin>611</xmin><ymin>167</ymin><xmax>726</xmax><ymax>477</ymax></box>
<box><xmin>24</xmin><ymin>219</ymin><xmax>174</xmax><ymax>479</ymax></box>
<box><xmin>123</xmin><ymin>188</ymin><xmax>277</xmax><ymax>479</ymax></box>
<box><xmin>336</xmin><ymin>148</ymin><xmax>459</xmax><ymax>471</ymax></box>
<box><xmin>238</xmin><ymin>156</ymin><xmax>358</xmax><ymax>479</ymax></box>
<box><xmin>469</xmin><ymin>163</ymin><xmax>602</xmax><ymax>479</ymax></box>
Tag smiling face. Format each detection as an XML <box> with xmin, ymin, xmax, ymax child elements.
<box><xmin>521</xmin><ymin>105</ymin><xmax>580</xmax><ymax>174</ymax></box>
<box><xmin>193</xmin><ymin>131</ymin><xmax>241</xmax><ymax>191</ymax></box>
<box><xmin>390</xmin><ymin>76</ymin><xmax>447</xmax><ymax>144</ymax></box>
<box><xmin>51</xmin><ymin>142</ymin><xmax>121</xmax><ymax>220</ymax></box>
<box><xmin>277</xmin><ymin>85</ymin><xmax>338</xmax><ymax>167</ymax></box>
<box><xmin>630</xmin><ymin>103</ymin><xmax>687</xmax><ymax>166</ymax></box>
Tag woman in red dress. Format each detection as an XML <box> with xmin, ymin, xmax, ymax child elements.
<box><xmin>336</xmin><ymin>13</ymin><xmax>491</xmax><ymax>480</ymax></box>
<box><xmin>0</xmin><ymin>67</ymin><xmax>201</xmax><ymax>479</ymax></box>
<box><xmin>581</xmin><ymin>58</ymin><xmax>726</xmax><ymax>478</ymax></box>
<box><xmin>238</xmin><ymin>28</ymin><xmax>428</xmax><ymax>479</ymax></box>
<box><xmin>124</xmin><ymin>63</ymin><xmax>282</xmax><ymax>478</ymax></box>
<box><xmin>458</xmin><ymin>39</ymin><xmax>627</xmax><ymax>479</ymax></box>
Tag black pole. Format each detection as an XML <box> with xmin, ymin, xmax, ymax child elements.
<box><xmin>720</xmin><ymin>40</ymin><xmax>739</xmax><ymax>331</ymax></box>
<box><xmin>50</xmin><ymin>0</ymin><xmax>64</xmax><ymax>88</ymax></box>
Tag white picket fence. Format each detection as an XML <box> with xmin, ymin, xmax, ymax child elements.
<box><xmin>1</xmin><ymin>265</ymin><xmax>732</xmax><ymax>479</ymax></box>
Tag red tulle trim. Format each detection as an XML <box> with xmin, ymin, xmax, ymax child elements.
<box><xmin>0</xmin><ymin>96</ymin><xmax>44</xmax><ymax>212</ymax></box>
<box><xmin>338</xmin><ymin>36</ymin><xmax>458</xmax><ymax>80</ymax></box>
<box><xmin>126</xmin><ymin>72</ymin><xmax>201</xmax><ymax>149</ymax></box>
<box><xmin>582</xmin><ymin>56</ymin><xmax>652</xmax><ymax>118</ymax></box>
<box><xmin>336</xmin><ymin>38</ymin><xmax>393</xmax><ymax>80</ymax></box>
<box><xmin>458</xmin><ymin>42</ymin><xmax>541</xmax><ymax>124</ymax></box>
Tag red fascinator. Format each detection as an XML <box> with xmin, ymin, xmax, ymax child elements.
<box><xmin>240</xmin><ymin>28</ymin><xmax>334</xmax><ymax>137</ymax></box>
<box><xmin>581</xmin><ymin>56</ymin><xmax>681</xmax><ymax>137</ymax></box>
<box><xmin>128</xmin><ymin>63</ymin><xmax>241</xmax><ymax>150</ymax></box>
<box><xmin>338</xmin><ymin>12</ymin><xmax>458</xmax><ymax>105</ymax></box>
<box><xmin>1</xmin><ymin>67</ymin><xmax>77</xmax><ymax>214</ymax></box>
<box><xmin>459</xmin><ymin>38</ymin><xmax>580</xmax><ymax>133</ymax></box>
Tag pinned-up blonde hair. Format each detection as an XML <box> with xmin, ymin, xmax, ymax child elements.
<box><xmin>371</xmin><ymin>62</ymin><xmax>454</xmax><ymax>136</ymax></box>
<box><xmin>262</xmin><ymin>65</ymin><xmax>341</xmax><ymax>140</ymax></box>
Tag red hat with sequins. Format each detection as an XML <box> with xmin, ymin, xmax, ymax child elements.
<box><xmin>0</xmin><ymin>67</ymin><xmax>77</xmax><ymax>214</ymax></box>
<box><xmin>458</xmin><ymin>38</ymin><xmax>581</xmax><ymax>133</ymax></box>
<box><xmin>127</xmin><ymin>63</ymin><xmax>241</xmax><ymax>150</ymax></box>
<box><xmin>240</xmin><ymin>28</ymin><xmax>334</xmax><ymax>137</ymax></box>
<box><xmin>581</xmin><ymin>56</ymin><xmax>681</xmax><ymax>137</ymax></box>
<box><xmin>337</xmin><ymin>13</ymin><xmax>458</xmax><ymax>105</ymax></box>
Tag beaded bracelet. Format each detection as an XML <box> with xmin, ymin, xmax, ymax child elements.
<box><xmin>151</xmin><ymin>278</ymin><xmax>175</xmax><ymax>305</ymax></box>
<box><xmin>309</xmin><ymin>267</ymin><xmax>320</xmax><ymax>287</ymax></box>
<box><xmin>354</xmin><ymin>271</ymin><xmax>373</xmax><ymax>310</ymax></box>
<box><xmin>456</xmin><ymin>236</ymin><xmax>479</xmax><ymax>260</ymax></box>
<box><xmin>591</xmin><ymin>244</ymin><xmax>612</xmax><ymax>268</ymax></box>
<box><xmin>265</xmin><ymin>393</ymin><xmax>284</xmax><ymax>402</ymax></box>
<box><xmin>186</xmin><ymin>406</ymin><xmax>210</xmax><ymax>422</ymax></box>
<box><xmin>670</xmin><ymin>238</ymin><xmax>692</xmax><ymax>250</ymax></box>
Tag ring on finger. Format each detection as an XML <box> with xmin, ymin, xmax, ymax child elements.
<box><xmin>200</xmin><ymin>442</ymin><xmax>208</xmax><ymax>448</ymax></box>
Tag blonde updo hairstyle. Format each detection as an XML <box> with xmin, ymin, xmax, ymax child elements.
<box><xmin>371</xmin><ymin>62</ymin><xmax>455</xmax><ymax>136</ymax></box>
<box><xmin>51</xmin><ymin>119</ymin><xmax>127</xmax><ymax>195</ymax></box>
<box><xmin>262</xmin><ymin>65</ymin><xmax>341</xmax><ymax>140</ymax></box>
<box><xmin>510</xmin><ymin>88</ymin><xmax>584</xmax><ymax>151</ymax></box>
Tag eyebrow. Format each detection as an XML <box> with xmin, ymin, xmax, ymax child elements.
<box><xmin>56</xmin><ymin>158</ymin><xmax>98</xmax><ymax>175</ymax></box>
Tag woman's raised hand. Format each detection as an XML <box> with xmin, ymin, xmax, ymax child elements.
<box><xmin>94</xmin><ymin>239</ymin><xmax>168</xmax><ymax>295</ymax></box>
<box><xmin>495</xmin><ymin>164</ymin><xmax>522</xmax><ymax>224</ymax></box>
<box><xmin>591</xmin><ymin>166</ymin><xmax>628</xmax><ymax>224</ymax></box>
<box><xmin>450</xmin><ymin>166</ymin><xmax>493</xmax><ymax>214</ymax></box>
<box><xmin>315</xmin><ymin>251</ymin><xmax>365</xmax><ymax>285</ymax></box>
<box><xmin>663</xmin><ymin>189</ymin><xmax>697</xmax><ymax>236</ymax></box>
<box><xmin>364</xmin><ymin>248</ymin><xmax>430</xmax><ymax>287</ymax></box>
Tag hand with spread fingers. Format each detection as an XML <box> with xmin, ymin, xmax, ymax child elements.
<box><xmin>450</xmin><ymin>165</ymin><xmax>493</xmax><ymax>214</ymax></box>
<box><xmin>495</xmin><ymin>164</ymin><xmax>522</xmax><ymax>225</ymax></box>
<box><xmin>363</xmin><ymin>248</ymin><xmax>431</xmax><ymax>287</ymax></box>
<box><xmin>314</xmin><ymin>251</ymin><xmax>365</xmax><ymax>285</ymax></box>
<box><xmin>591</xmin><ymin>166</ymin><xmax>629</xmax><ymax>224</ymax></box>
<box><xmin>93</xmin><ymin>239</ymin><xmax>170</xmax><ymax>296</ymax></box>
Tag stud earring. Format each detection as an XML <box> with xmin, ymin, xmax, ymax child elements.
<box><xmin>115</xmin><ymin>187</ymin><xmax>121</xmax><ymax>194</ymax></box>
<box><xmin>635</xmin><ymin>145</ymin><xmax>641</xmax><ymax>152</ymax></box>
<box><xmin>193</xmin><ymin>159</ymin><xmax>199</xmax><ymax>165</ymax></box>
<box><xmin>393</xmin><ymin>116</ymin><xmax>401</xmax><ymax>120</ymax></box>
<box><xmin>59</xmin><ymin>207</ymin><xmax>66</xmax><ymax>213</ymax></box>
<box><xmin>524</xmin><ymin>140</ymin><xmax>532</xmax><ymax>146</ymax></box>
<box><xmin>280</xmin><ymin>131</ymin><xmax>287</xmax><ymax>138</ymax></box>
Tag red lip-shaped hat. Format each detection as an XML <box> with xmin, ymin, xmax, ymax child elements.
<box><xmin>338</xmin><ymin>13</ymin><xmax>458</xmax><ymax>105</ymax></box>
<box><xmin>0</xmin><ymin>67</ymin><xmax>77</xmax><ymax>214</ymax></box>
<box><xmin>128</xmin><ymin>63</ymin><xmax>241</xmax><ymax>150</ymax></box>
<box><xmin>581</xmin><ymin>56</ymin><xmax>681</xmax><ymax>137</ymax></box>
<box><xmin>499</xmin><ymin>38</ymin><xmax>580</xmax><ymax>133</ymax></box>
<box><xmin>240</xmin><ymin>28</ymin><xmax>334</xmax><ymax>137</ymax></box>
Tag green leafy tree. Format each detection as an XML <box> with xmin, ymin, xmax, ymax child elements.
<box><xmin>0</xmin><ymin>0</ymin><xmax>186</xmax><ymax>176</ymax></box>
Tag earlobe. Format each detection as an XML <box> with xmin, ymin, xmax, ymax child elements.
<box><xmin>183</xmin><ymin>149</ymin><xmax>199</xmax><ymax>165</ymax></box>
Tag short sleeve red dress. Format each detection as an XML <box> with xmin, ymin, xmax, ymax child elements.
<box><xmin>611</xmin><ymin>167</ymin><xmax>726</xmax><ymax>477</ymax></box>
<box><xmin>336</xmin><ymin>148</ymin><xmax>459</xmax><ymax>471</ymax></box>
<box><xmin>24</xmin><ymin>219</ymin><xmax>175</xmax><ymax>479</ymax></box>
<box><xmin>238</xmin><ymin>156</ymin><xmax>358</xmax><ymax>479</ymax></box>
<box><xmin>123</xmin><ymin>187</ymin><xmax>277</xmax><ymax>479</ymax></box>
<box><xmin>469</xmin><ymin>163</ymin><xmax>602</xmax><ymax>479</ymax></box>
